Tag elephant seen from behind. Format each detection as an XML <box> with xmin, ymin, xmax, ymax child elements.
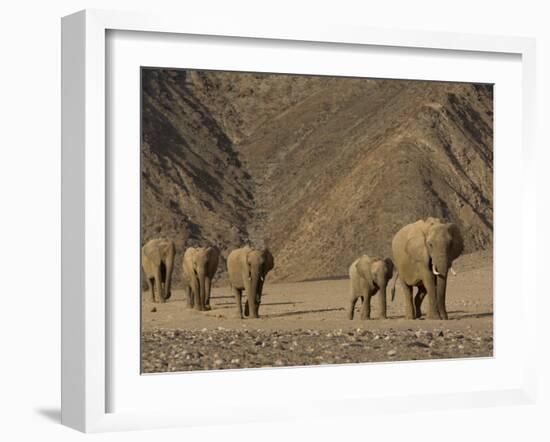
<box><xmin>141</xmin><ymin>238</ymin><xmax>176</xmax><ymax>303</ymax></box>
<box><xmin>182</xmin><ymin>246</ymin><xmax>220</xmax><ymax>311</ymax></box>
<box><xmin>348</xmin><ymin>255</ymin><xmax>394</xmax><ymax>320</ymax></box>
<box><xmin>391</xmin><ymin>217</ymin><xmax>463</xmax><ymax>320</ymax></box>
<box><xmin>227</xmin><ymin>246</ymin><xmax>274</xmax><ymax>319</ymax></box>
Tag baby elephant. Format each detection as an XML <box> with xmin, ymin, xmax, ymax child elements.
<box><xmin>348</xmin><ymin>255</ymin><xmax>394</xmax><ymax>320</ymax></box>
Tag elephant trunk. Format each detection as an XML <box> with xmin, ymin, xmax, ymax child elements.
<box><xmin>435</xmin><ymin>273</ymin><xmax>449</xmax><ymax>320</ymax></box>
<box><xmin>204</xmin><ymin>276</ymin><xmax>212</xmax><ymax>308</ymax></box>
<box><xmin>431</xmin><ymin>255</ymin><xmax>449</xmax><ymax>278</ymax></box>
<box><xmin>164</xmin><ymin>256</ymin><xmax>174</xmax><ymax>301</ymax></box>
<box><xmin>197</xmin><ymin>268</ymin><xmax>206</xmax><ymax>310</ymax></box>
<box><xmin>246</xmin><ymin>271</ymin><xmax>261</xmax><ymax>318</ymax></box>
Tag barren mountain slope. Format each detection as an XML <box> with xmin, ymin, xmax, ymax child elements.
<box><xmin>141</xmin><ymin>69</ymin><xmax>493</xmax><ymax>284</ymax></box>
<box><xmin>141</xmin><ymin>69</ymin><xmax>255</xmax><ymax>285</ymax></box>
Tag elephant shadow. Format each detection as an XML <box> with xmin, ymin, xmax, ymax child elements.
<box><xmin>392</xmin><ymin>310</ymin><xmax>493</xmax><ymax>320</ymax></box>
<box><xmin>211</xmin><ymin>301</ymin><xmax>304</xmax><ymax>310</ymax></box>
<box><xmin>267</xmin><ymin>307</ymin><xmax>344</xmax><ymax>319</ymax></box>
<box><xmin>448</xmin><ymin>310</ymin><xmax>493</xmax><ymax>319</ymax></box>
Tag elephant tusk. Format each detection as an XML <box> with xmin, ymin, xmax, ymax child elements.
<box><xmin>432</xmin><ymin>263</ymin><xmax>441</xmax><ymax>276</ymax></box>
<box><xmin>450</xmin><ymin>267</ymin><xmax>457</xmax><ymax>276</ymax></box>
<box><xmin>260</xmin><ymin>276</ymin><xmax>264</xmax><ymax>282</ymax></box>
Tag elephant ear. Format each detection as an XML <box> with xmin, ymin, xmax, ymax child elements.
<box><xmin>263</xmin><ymin>249</ymin><xmax>274</xmax><ymax>274</ymax></box>
<box><xmin>207</xmin><ymin>247</ymin><xmax>220</xmax><ymax>274</ymax></box>
<box><xmin>405</xmin><ymin>231</ymin><xmax>429</xmax><ymax>265</ymax></box>
<box><xmin>448</xmin><ymin>223</ymin><xmax>464</xmax><ymax>261</ymax></box>
<box><xmin>182</xmin><ymin>248</ymin><xmax>195</xmax><ymax>280</ymax></box>
<box><xmin>383</xmin><ymin>257</ymin><xmax>394</xmax><ymax>280</ymax></box>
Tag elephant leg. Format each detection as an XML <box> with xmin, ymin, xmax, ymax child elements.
<box><xmin>378</xmin><ymin>285</ymin><xmax>388</xmax><ymax>320</ymax></box>
<box><xmin>414</xmin><ymin>287</ymin><xmax>427</xmax><ymax>319</ymax></box>
<box><xmin>244</xmin><ymin>299</ymin><xmax>249</xmax><ymax>317</ymax></box>
<box><xmin>232</xmin><ymin>286</ymin><xmax>243</xmax><ymax>319</ymax></box>
<box><xmin>348</xmin><ymin>294</ymin><xmax>359</xmax><ymax>320</ymax></box>
<box><xmin>424</xmin><ymin>276</ymin><xmax>441</xmax><ymax>320</ymax></box>
<box><xmin>360</xmin><ymin>294</ymin><xmax>371</xmax><ymax>320</ymax></box>
<box><xmin>204</xmin><ymin>277</ymin><xmax>212</xmax><ymax>311</ymax></box>
<box><xmin>185</xmin><ymin>285</ymin><xmax>194</xmax><ymax>308</ymax></box>
<box><xmin>400</xmin><ymin>279</ymin><xmax>415</xmax><ymax>319</ymax></box>
<box><xmin>193</xmin><ymin>278</ymin><xmax>202</xmax><ymax>311</ymax></box>
<box><xmin>148</xmin><ymin>278</ymin><xmax>155</xmax><ymax>303</ymax></box>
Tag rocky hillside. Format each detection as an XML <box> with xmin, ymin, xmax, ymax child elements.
<box><xmin>141</xmin><ymin>69</ymin><xmax>493</xmax><ymax>285</ymax></box>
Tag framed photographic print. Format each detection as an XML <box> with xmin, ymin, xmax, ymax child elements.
<box><xmin>61</xmin><ymin>9</ymin><xmax>537</xmax><ymax>433</ymax></box>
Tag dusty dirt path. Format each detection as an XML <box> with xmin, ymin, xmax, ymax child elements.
<box><xmin>141</xmin><ymin>251</ymin><xmax>492</xmax><ymax>372</ymax></box>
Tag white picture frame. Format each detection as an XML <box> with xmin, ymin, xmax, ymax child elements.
<box><xmin>61</xmin><ymin>9</ymin><xmax>537</xmax><ymax>433</ymax></box>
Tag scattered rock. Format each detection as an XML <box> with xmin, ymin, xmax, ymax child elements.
<box><xmin>141</xmin><ymin>327</ymin><xmax>493</xmax><ymax>373</ymax></box>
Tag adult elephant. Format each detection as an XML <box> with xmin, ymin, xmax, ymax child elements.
<box><xmin>182</xmin><ymin>246</ymin><xmax>220</xmax><ymax>311</ymax></box>
<box><xmin>141</xmin><ymin>238</ymin><xmax>176</xmax><ymax>303</ymax></box>
<box><xmin>348</xmin><ymin>255</ymin><xmax>394</xmax><ymax>320</ymax></box>
<box><xmin>391</xmin><ymin>217</ymin><xmax>463</xmax><ymax>320</ymax></box>
<box><xmin>227</xmin><ymin>246</ymin><xmax>274</xmax><ymax>319</ymax></box>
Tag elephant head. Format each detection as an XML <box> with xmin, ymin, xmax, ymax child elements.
<box><xmin>424</xmin><ymin>222</ymin><xmax>463</xmax><ymax>278</ymax></box>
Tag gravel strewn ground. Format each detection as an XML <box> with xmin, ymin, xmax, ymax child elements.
<box><xmin>141</xmin><ymin>326</ymin><xmax>493</xmax><ymax>373</ymax></box>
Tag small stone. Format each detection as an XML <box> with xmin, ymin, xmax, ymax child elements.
<box><xmin>408</xmin><ymin>341</ymin><xmax>430</xmax><ymax>348</ymax></box>
<box><xmin>150</xmin><ymin>307</ymin><xmax>157</xmax><ymax>313</ymax></box>
<box><xmin>214</xmin><ymin>359</ymin><xmax>223</xmax><ymax>365</ymax></box>
<box><xmin>230</xmin><ymin>358</ymin><xmax>240</xmax><ymax>364</ymax></box>
<box><xmin>387</xmin><ymin>350</ymin><xmax>397</xmax><ymax>357</ymax></box>
<box><xmin>275</xmin><ymin>359</ymin><xmax>284</xmax><ymax>366</ymax></box>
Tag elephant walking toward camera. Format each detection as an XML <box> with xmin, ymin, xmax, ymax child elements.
<box><xmin>227</xmin><ymin>246</ymin><xmax>274</xmax><ymax>319</ymax></box>
<box><xmin>141</xmin><ymin>238</ymin><xmax>176</xmax><ymax>303</ymax></box>
<box><xmin>348</xmin><ymin>255</ymin><xmax>394</xmax><ymax>320</ymax></box>
<box><xmin>391</xmin><ymin>217</ymin><xmax>463</xmax><ymax>320</ymax></box>
<box><xmin>182</xmin><ymin>246</ymin><xmax>220</xmax><ymax>311</ymax></box>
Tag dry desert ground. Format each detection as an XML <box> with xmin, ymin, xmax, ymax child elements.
<box><xmin>141</xmin><ymin>250</ymin><xmax>493</xmax><ymax>373</ymax></box>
